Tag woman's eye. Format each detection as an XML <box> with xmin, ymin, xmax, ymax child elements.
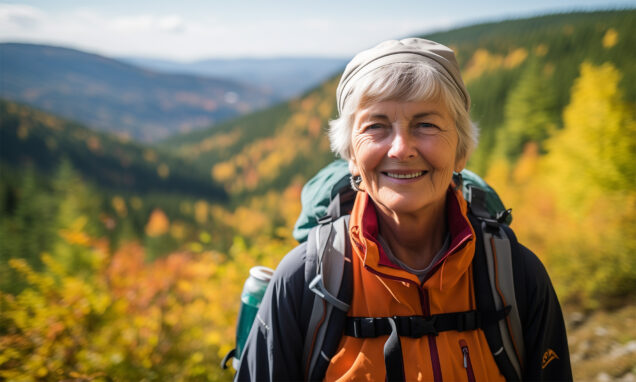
<box><xmin>364</xmin><ymin>123</ymin><xmax>385</xmax><ymax>131</ymax></box>
<box><xmin>415</xmin><ymin>122</ymin><xmax>441</xmax><ymax>133</ymax></box>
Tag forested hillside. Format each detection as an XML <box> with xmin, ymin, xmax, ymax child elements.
<box><xmin>0</xmin><ymin>43</ymin><xmax>275</xmax><ymax>141</ymax></box>
<box><xmin>1</xmin><ymin>10</ymin><xmax>635</xmax><ymax>381</ymax></box>
<box><xmin>169</xmin><ymin>10</ymin><xmax>635</xmax><ymax>192</ymax></box>
<box><xmin>0</xmin><ymin>100</ymin><xmax>225</xmax><ymax>199</ymax></box>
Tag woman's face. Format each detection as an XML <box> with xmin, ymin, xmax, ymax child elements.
<box><xmin>349</xmin><ymin>98</ymin><xmax>466</xmax><ymax>217</ymax></box>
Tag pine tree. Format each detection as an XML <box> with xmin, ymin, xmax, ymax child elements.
<box><xmin>495</xmin><ymin>59</ymin><xmax>558</xmax><ymax>162</ymax></box>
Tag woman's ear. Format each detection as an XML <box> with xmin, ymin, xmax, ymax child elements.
<box><xmin>348</xmin><ymin>158</ymin><xmax>360</xmax><ymax>176</ymax></box>
<box><xmin>454</xmin><ymin>154</ymin><xmax>468</xmax><ymax>173</ymax></box>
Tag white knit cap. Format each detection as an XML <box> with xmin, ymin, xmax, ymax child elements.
<box><xmin>336</xmin><ymin>38</ymin><xmax>470</xmax><ymax>114</ymax></box>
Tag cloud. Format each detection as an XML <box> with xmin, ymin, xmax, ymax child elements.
<box><xmin>158</xmin><ymin>15</ymin><xmax>185</xmax><ymax>33</ymax></box>
<box><xmin>0</xmin><ymin>4</ymin><xmax>450</xmax><ymax>60</ymax></box>
<box><xmin>0</xmin><ymin>3</ymin><xmax>45</xmax><ymax>28</ymax></box>
<box><xmin>110</xmin><ymin>14</ymin><xmax>186</xmax><ymax>34</ymax></box>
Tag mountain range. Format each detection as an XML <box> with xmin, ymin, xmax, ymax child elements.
<box><xmin>119</xmin><ymin>56</ymin><xmax>348</xmax><ymax>99</ymax></box>
<box><xmin>0</xmin><ymin>43</ymin><xmax>276</xmax><ymax>142</ymax></box>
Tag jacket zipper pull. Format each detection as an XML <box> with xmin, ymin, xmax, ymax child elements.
<box><xmin>462</xmin><ymin>346</ymin><xmax>469</xmax><ymax>368</ymax></box>
<box><xmin>459</xmin><ymin>339</ymin><xmax>476</xmax><ymax>382</ymax></box>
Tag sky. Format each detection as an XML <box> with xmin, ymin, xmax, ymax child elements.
<box><xmin>0</xmin><ymin>0</ymin><xmax>633</xmax><ymax>61</ymax></box>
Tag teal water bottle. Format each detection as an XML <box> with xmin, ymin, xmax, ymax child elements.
<box><xmin>233</xmin><ymin>266</ymin><xmax>274</xmax><ymax>369</ymax></box>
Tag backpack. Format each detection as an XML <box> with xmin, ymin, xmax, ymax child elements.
<box><xmin>224</xmin><ymin>160</ymin><xmax>525</xmax><ymax>381</ymax></box>
<box><xmin>297</xmin><ymin>160</ymin><xmax>524</xmax><ymax>381</ymax></box>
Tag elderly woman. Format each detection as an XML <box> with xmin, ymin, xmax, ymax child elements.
<box><xmin>236</xmin><ymin>38</ymin><xmax>571</xmax><ymax>381</ymax></box>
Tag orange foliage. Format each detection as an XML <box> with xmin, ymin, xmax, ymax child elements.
<box><xmin>146</xmin><ymin>209</ymin><xmax>170</xmax><ymax>237</ymax></box>
<box><xmin>463</xmin><ymin>48</ymin><xmax>528</xmax><ymax>83</ymax></box>
<box><xmin>602</xmin><ymin>28</ymin><xmax>618</xmax><ymax>48</ymax></box>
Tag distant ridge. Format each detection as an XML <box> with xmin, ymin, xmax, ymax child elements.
<box><xmin>119</xmin><ymin>56</ymin><xmax>349</xmax><ymax>99</ymax></box>
<box><xmin>0</xmin><ymin>43</ymin><xmax>276</xmax><ymax>142</ymax></box>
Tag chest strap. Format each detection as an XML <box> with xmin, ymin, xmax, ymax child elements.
<box><xmin>345</xmin><ymin>307</ymin><xmax>510</xmax><ymax>338</ymax></box>
<box><xmin>345</xmin><ymin>308</ymin><xmax>510</xmax><ymax>382</ymax></box>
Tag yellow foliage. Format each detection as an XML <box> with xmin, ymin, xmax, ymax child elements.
<box><xmin>463</xmin><ymin>49</ymin><xmax>499</xmax><ymax>82</ymax></box>
<box><xmin>308</xmin><ymin>116</ymin><xmax>322</xmax><ymax>137</ymax></box>
<box><xmin>170</xmin><ymin>221</ymin><xmax>187</xmax><ymax>240</ymax></box>
<box><xmin>512</xmin><ymin>142</ymin><xmax>540</xmax><ymax>184</ymax></box>
<box><xmin>111</xmin><ymin>196</ymin><xmax>127</xmax><ymax>217</ymax></box>
<box><xmin>194</xmin><ymin>200</ymin><xmax>209</xmax><ymax>224</ymax></box>
<box><xmin>489</xmin><ymin>61</ymin><xmax>636</xmax><ymax>307</ymax></box>
<box><xmin>503</xmin><ymin>48</ymin><xmax>528</xmax><ymax>69</ymax></box>
<box><xmin>143</xmin><ymin>149</ymin><xmax>158</xmax><ymax>163</ymax></box>
<box><xmin>545</xmin><ymin>62</ymin><xmax>633</xmax><ymax>211</ymax></box>
<box><xmin>17</xmin><ymin>121</ymin><xmax>29</xmax><ymax>139</ymax></box>
<box><xmin>130</xmin><ymin>197</ymin><xmax>143</xmax><ymax>210</ymax></box>
<box><xmin>232</xmin><ymin>206</ymin><xmax>268</xmax><ymax>237</ymax></box>
<box><xmin>59</xmin><ymin>216</ymin><xmax>92</xmax><ymax>247</ymax></box>
<box><xmin>535</xmin><ymin>44</ymin><xmax>549</xmax><ymax>56</ymax></box>
<box><xmin>157</xmin><ymin>163</ymin><xmax>170</xmax><ymax>179</ymax></box>
<box><xmin>602</xmin><ymin>28</ymin><xmax>618</xmax><ymax>48</ymax></box>
<box><xmin>463</xmin><ymin>48</ymin><xmax>527</xmax><ymax>83</ymax></box>
<box><xmin>179</xmin><ymin>201</ymin><xmax>192</xmax><ymax>215</ymax></box>
<box><xmin>145</xmin><ymin>209</ymin><xmax>170</xmax><ymax>237</ymax></box>
<box><xmin>185</xmin><ymin>131</ymin><xmax>242</xmax><ymax>157</ymax></box>
<box><xmin>300</xmin><ymin>96</ymin><xmax>317</xmax><ymax>111</ymax></box>
<box><xmin>212</xmin><ymin>161</ymin><xmax>236</xmax><ymax>183</ymax></box>
<box><xmin>281</xmin><ymin>183</ymin><xmax>303</xmax><ymax>229</ymax></box>
<box><xmin>290</xmin><ymin>112</ymin><xmax>309</xmax><ymax>130</ymax></box>
<box><xmin>318</xmin><ymin>99</ymin><xmax>334</xmax><ymax>120</ymax></box>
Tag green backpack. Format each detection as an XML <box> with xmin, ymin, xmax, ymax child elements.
<box><xmin>226</xmin><ymin>160</ymin><xmax>524</xmax><ymax>381</ymax></box>
<box><xmin>293</xmin><ymin>160</ymin><xmax>512</xmax><ymax>242</ymax></box>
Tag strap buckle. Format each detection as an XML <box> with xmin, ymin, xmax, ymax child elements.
<box><xmin>457</xmin><ymin>310</ymin><xmax>480</xmax><ymax>332</ymax></box>
<box><xmin>402</xmin><ymin>316</ymin><xmax>438</xmax><ymax>337</ymax></box>
<box><xmin>352</xmin><ymin>317</ymin><xmax>377</xmax><ymax>338</ymax></box>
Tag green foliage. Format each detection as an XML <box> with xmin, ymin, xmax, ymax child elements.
<box><xmin>0</xmin><ymin>207</ymin><xmax>294</xmax><ymax>380</ymax></box>
<box><xmin>494</xmin><ymin>59</ymin><xmax>558</xmax><ymax>162</ymax></box>
<box><xmin>0</xmin><ymin>166</ymin><xmax>55</xmax><ymax>294</ymax></box>
<box><xmin>0</xmin><ymin>99</ymin><xmax>227</xmax><ymax>201</ymax></box>
<box><xmin>542</xmin><ymin>62</ymin><xmax>636</xmax><ymax>307</ymax></box>
<box><xmin>486</xmin><ymin>61</ymin><xmax>636</xmax><ymax>308</ymax></box>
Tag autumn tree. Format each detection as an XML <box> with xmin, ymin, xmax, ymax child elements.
<box><xmin>541</xmin><ymin>61</ymin><xmax>636</xmax><ymax>306</ymax></box>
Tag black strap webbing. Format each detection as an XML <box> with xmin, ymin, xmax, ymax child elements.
<box><xmin>344</xmin><ymin>308</ymin><xmax>510</xmax><ymax>339</ymax></box>
<box><xmin>384</xmin><ymin>317</ymin><xmax>405</xmax><ymax>382</ymax></box>
<box><xmin>348</xmin><ymin>308</ymin><xmax>510</xmax><ymax>382</ymax></box>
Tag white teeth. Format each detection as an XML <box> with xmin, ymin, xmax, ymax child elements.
<box><xmin>385</xmin><ymin>171</ymin><xmax>424</xmax><ymax>179</ymax></box>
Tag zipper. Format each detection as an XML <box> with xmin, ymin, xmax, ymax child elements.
<box><xmin>459</xmin><ymin>340</ymin><xmax>476</xmax><ymax>382</ymax></box>
<box><xmin>421</xmin><ymin>289</ymin><xmax>443</xmax><ymax>382</ymax></box>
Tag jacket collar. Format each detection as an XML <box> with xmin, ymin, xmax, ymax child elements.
<box><xmin>349</xmin><ymin>186</ymin><xmax>475</xmax><ymax>288</ymax></box>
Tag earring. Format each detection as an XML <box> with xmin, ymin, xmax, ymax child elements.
<box><xmin>452</xmin><ymin>171</ymin><xmax>463</xmax><ymax>191</ymax></box>
<box><xmin>350</xmin><ymin>175</ymin><xmax>362</xmax><ymax>192</ymax></box>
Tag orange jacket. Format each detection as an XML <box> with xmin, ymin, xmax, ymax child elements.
<box><xmin>324</xmin><ymin>187</ymin><xmax>506</xmax><ymax>381</ymax></box>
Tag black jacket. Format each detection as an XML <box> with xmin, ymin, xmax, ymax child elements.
<box><xmin>236</xmin><ymin>224</ymin><xmax>572</xmax><ymax>381</ymax></box>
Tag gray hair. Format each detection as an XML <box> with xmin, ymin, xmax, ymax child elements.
<box><xmin>328</xmin><ymin>62</ymin><xmax>478</xmax><ymax>161</ymax></box>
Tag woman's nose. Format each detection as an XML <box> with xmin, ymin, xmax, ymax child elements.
<box><xmin>387</xmin><ymin>130</ymin><xmax>416</xmax><ymax>160</ymax></box>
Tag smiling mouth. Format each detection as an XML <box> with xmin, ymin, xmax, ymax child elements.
<box><xmin>383</xmin><ymin>171</ymin><xmax>427</xmax><ymax>179</ymax></box>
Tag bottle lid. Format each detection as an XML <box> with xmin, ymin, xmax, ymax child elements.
<box><xmin>249</xmin><ymin>266</ymin><xmax>275</xmax><ymax>282</ymax></box>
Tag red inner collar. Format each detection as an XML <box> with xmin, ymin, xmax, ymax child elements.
<box><xmin>359</xmin><ymin>188</ymin><xmax>473</xmax><ymax>269</ymax></box>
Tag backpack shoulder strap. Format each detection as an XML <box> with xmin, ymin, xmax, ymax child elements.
<box><xmin>302</xmin><ymin>215</ymin><xmax>353</xmax><ymax>381</ymax></box>
<box><xmin>470</xmin><ymin>214</ymin><xmax>525</xmax><ymax>381</ymax></box>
